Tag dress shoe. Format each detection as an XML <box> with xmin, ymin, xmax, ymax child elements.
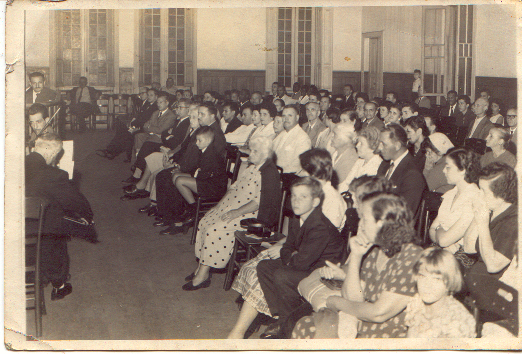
<box><xmin>138</xmin><ymin>204</ymin><xmax>153</xmax><ymax>213</ymax></box>
<box><xmin>260</xmin><ymin>321</ymin><xmax>284</xmax><ymax>339</ymax></box>
<box><xmin>153</xmin><ymin>220</ymin><xmax>171</xmax><ymax>227</ymax></box>
<box><xmin>120</xmin><ymin>190</ymin><xmax>150</xmax><ymax>201</ymax></box>
<box><xmin>182</xmin><ymin>275</ymin><xmax>211</xmax><ymax>291</ymax></box>
<box><xmin>184</xmin><ymin>272</ymin><xmax>195</xmax><ymax>282</ymax></box>
<box><xmin>159</xmin><ymin>224</ymin><xmax>186</xmax><ymax>235</ymax></box>
<box><xmin>147</xmin><ymin>206</ymin><xmax>159</xmax><ymax>217</ymax></box>
<box><xmin>51</xmin><ymin>283</ymin><xmax>73</xmax><ymax>301</ymax></box>
<box><xmin>123</xmin><ymin>184</ymin><xmax>137</xmax><ymax>193</ymax></box>
<box><xmin>121</xmin><ymin>176</ymin><xmax>140</xmax><ymax>184</ymax></box>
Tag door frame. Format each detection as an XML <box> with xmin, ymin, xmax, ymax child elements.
<box><xmin>360</xmin><ymin>31</ymin><xmax>383</xmax><ymax>98</ymax></box>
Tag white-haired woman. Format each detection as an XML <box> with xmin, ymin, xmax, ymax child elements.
<box><xmin>183</xmin><ymin>137</ymin><xmax>281</xmax><ymax>290</ymax></box>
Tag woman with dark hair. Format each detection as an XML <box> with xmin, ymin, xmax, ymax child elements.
<box><xmin>480</xmin><ymin>125</ymin><xmax>516</xmax><ymax>168</ymax></box>
<box><xmin>429</xmin><ymin>148</ymin><xmax>482</xmax><ymax>261</ymax></box>
<box><xmin>466</xmin><ymin>162</ymin><xmax>518</xmax><ymax>281</ymax></box>
<box><xmin>355</xmin><ymin>92</ymin><xmax>369</xmax><ymax>105</ymax></box>
<box><xmin>227</xmin><ymin>148</ymin><xmax>346</xmax><ymax>338</ymax></box>
<box><xmin>292</xmin><ymin>192</ymin><xmax>423</xmax><ymax>338</ymax></box>
<box><xmin>404</xmin><ymin>116</ymin><xmax>430</xmax><ymax>171</ymax></box>
<box><xmin>489</xmin><ymin>98</ymin><xmax>504</xmax><ymax>125</ymax></box>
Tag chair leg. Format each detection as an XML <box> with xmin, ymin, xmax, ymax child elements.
<box><xmin>190</xmin><ymin>199</ymin><xmax>202</xmax><ymax>245</ymax></box>
<box><xmin>223</xmin><ymin>239</ymin><xmax>240</xmax><ymax>291</ymax></box>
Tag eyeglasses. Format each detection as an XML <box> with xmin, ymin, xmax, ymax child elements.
<box><xmin>507</xmin><ymin>115</ymin><xmax>517</xmax><ymax>118</ymax></box>
<box><xmin>177</xmin><ymin>106</ymin><xmax>189</xmax><ymax>109</ymax></box>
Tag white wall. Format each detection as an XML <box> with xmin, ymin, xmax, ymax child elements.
<box><xmin>475</xmin><ymin>4</ymin><xmax>520</xmax><ymax>78</ymax></box>
<box><xmin>118</xmin><ymin>10</ymin><xmax>135</xmax><ymax>68</ymax></box>
<box><xmin>362</xmin><ymin>6</ymin><xmax>423</xmax><ymax>73</ymax></box>
<box><xmin>332</xmin><ymin>6</ymin><xmax>362</xmax><ymax>72</ymax></box>
<box><xmin>197</xmin><ymin>8</ymin><xmax>266</xmax><ymax>70</ymax></box>
<box><xmin>25</xmin><ymin>10</ymin><xmax>50</xmax><ymax>68</ymax></box>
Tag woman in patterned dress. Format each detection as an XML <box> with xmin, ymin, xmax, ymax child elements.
<box><xmin>182</xmin><ymin>136</ymin><xmax>280</xmax><ymax>290</ymax></box>
<box><xmin>292</xmin><ymin>192</ymin><xmax>423</xmax><ymax>338</ymax></box>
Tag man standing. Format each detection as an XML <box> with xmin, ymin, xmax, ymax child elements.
<box><xmin>26</xmin><ymin>134</ymin><xmax>95</xmax><ymax>300</ymax></box>
<box><xmin>273</xmin><ymin>105</ymin><xmax>312</xmax><ymax>173</ymax></box>
<box><xmin>340</xmin><ymin>84</ymin><xmax>355</xmax><ymax>109</ymax></box>
<box><xmin>376</xmin><ymin>124</ymin><xmax>426</xmax><ymax>215</ymax></box>
<box><xmin>467</xmin><ymin>97</ymin><xmax>494</xmax><ymax>140</ymax></box>
<box><xmin>25</xmin><ymin>72</ymin><xmax>61</xmax><ymax>105</ymax></box>
<box><xmin>69</xmin><ymin>77</ymin><xmax>101</xmax><ymax>132</ymax></box>
<box><xmin>301</xmin><ymin>102</ymin><xmax>326</xmax><ymax>147</ymax></box>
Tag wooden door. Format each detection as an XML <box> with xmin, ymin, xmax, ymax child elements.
<box><xmin>361</xmin><ymin>32</ymin><xmax>383</xmax><ymax>99</ymax></box>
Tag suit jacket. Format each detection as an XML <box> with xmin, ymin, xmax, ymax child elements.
<box><xmin>25</xmin><ymin>87</ymin><xmax>61</xmax><ymax>105</ymax></box>
<box><xmin>363</xmin><ymin>116</ymin><xmax>385</xmax><ymax>131</ymax></box>
<box><xmin>133</xmin><ymin>101</ymin><xmax>158</xmax><ymax>129</ymax></box>
<box><xmin>256</xmin><ymin>159</ymin><xmax>282</xmax><ymax>229</ymax></box>
<box><xmin>144</xmin><ymin>109</ymin><xmax>177</xmax><ymax>136</ymax></box>
<box><xmin>341</xmin><ymin>95</ymin><xmax>355</xmax><ymax>110</ymax></box>
<box><xmin>70</xmin><ymin>86</ymin><xmax>100</xmax><ymax>106</ymax></box>
<box><xmin>25</xmin><ymin>152</ymin><xmax>93</xmax><ymax>236</ymax></box>
<box><xmin>467</xmin><ymin>116</ymin><xmax>494</xmax><ymax>140</ymax></box>
<box><xmin>224</xmin><ymin>116</ymin><xmax>244</xmax><ymax>134</ymax></box>
<box><xmin>377</xmin><ymin>152</ymin><xmax>427</xmax><ymax>214</ymax></box>
<box><xmin>209</xmin><ymin>120</ymin><xmax>227</xmax><ymax>157</ymax></box>
<box><xmin>440</xmin><ymin>103</ymin><xmax>460</xmax><ymax>119</ymax></box>
<box><xmin>162</xmin><ymin>116</ymin><xmax>191</xmax><ymax>150</ymax></box>
<box><xmin>302</xmin><ymin>119</ymin><xmax>327</xmax><ymax>147</ymax></box>
<box><xmin>280</xmin><ymin>207</ymin><xmax>344</xmax><ymax>272</ymax></box>
<box><xmin>195</xmin><ymin>144</ymin><xmax>228</xmax><ymax>198</ymax></box>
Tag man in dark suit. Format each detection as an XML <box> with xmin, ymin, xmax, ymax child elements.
<box><xmin>26</xmin><ymin>134</ymin><xmax>94</xmax><ymax>300</ymax></box>
<box><xmin>69</xmin><ymin>77</ymin><xmax>101</xmax><ymax>132</ymax></box>
<box><xmin>340</xmin><ymin>84</ymin><xmax>355</xmax><ymax>110</ymax></box>
<box><xmin>97</xmin><ymin>88</ymin><xmax>158</xmax><ymax>161</ymax></box>
<box><xmin>25</xmin><ymin>72</ymin><xmax>61</xmax><ymax>106</ymax></box>
<box><xmin>197</xmin><ymin>102</ymin><xmax>226</xmax><ymax>157</ymax></box>
<box><xmin>362</xmin><ymin>101</ymin><xmax>385</xmax><ymax>131</ymax></box>
<box><xmin>376</xmin><ymin>124</ymin><xmax>427</xmax><ymax>215</ymax></box>
<box><xmin>467</xmin><ymin>97</ymin><xmax>494</xmax><ymax>140</ymax></box>
<box><xmin>440</xmin><ymin>90</ymin><xmax>459</xmax><ymax>120</ymax></box>
<box><xmin>221</xmin><ymin>102</ymin><xmax>243</xmax><ymax>134</ymax></box>
<box><xmin>257</xmin><ymin>177</ymin><xmax>344</xmax><ymax>339</ymax></box>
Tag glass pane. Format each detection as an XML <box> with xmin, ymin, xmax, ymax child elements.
<box><xmin>153</xmin><ymin>50</ymin><xmax>160</xmax><ymax>63</ymax></box>
<box><xmin>153</xmin><ymin>38</ymin><xmax>160</xmax><ymax>51</ymax></box>
<box><xmin>177</xmin><ymin>63</ymin><xmax>184</xmax><ymax>73</ymax></box>
<box><xmin>169</xmin><ymin>51</ymin><xmax>176</xmax><ymax>62</ymax></box>
<box><xmin>459</xmin><ymin>5</ymin><xmax>467</xmax><ymax>43</ymax></box>
<box><xmin>466</xmin><ymin>5</ymin><xmax>473</xmax><ymax>43</ymax></box>
<box><xmin>169</xmin><ymin>63</ymin><xmax>176</xmax><ymax>74</ymax></box>
<box><xmin>177</xmin><ymin>50</ymin><xmax>184</xmax><ymax>61</ymax></box>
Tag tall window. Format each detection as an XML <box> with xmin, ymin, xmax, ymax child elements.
<box><xmin>55</xmin><ymin>9</ymin><xmax>115</xmax><ymax>87</ymax></box>
<box><xmin>139</xmin><ymin>8</ymin><xmax>189</xmax><ymax>87</ymax></box>
<box><xmin>276</xmin><ymin>7</ymin><xmax>315</xmax><ymax>88</ymax></box>
<box><xmin>456</xmin><ymin>5</ymin><xmax>473</xmax><ymax>96</ymax></box>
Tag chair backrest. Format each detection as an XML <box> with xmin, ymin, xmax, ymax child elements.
<box><xmin>416</xmin><ymin>190</ymin><xmax>443</xmax><ymax>247</ymax></box>
<box><xmin>225</xmin><ymin>145</ymin><xmax>242</xmax><ymax>184</ymax></box>
<box><xmin>113</xmin><ymin>94</ymin><xmax>130</xmax><ymax>115</ymax></box>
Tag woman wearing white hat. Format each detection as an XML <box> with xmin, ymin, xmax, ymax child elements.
<box><xmin>423</xmin><ymin>133</ymin><xmax>455</xmax><ymax>194</ymax></box>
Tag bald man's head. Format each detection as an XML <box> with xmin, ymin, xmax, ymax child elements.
<box><xmin>472</xmin><ymin>97</ymin><xmax>489</xmax><ymax>118</ymax></box>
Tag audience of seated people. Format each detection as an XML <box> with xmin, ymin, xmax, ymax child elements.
<box><xmin>52</xmin><ymin>76</ymin><xmax>518</xmax><ymax>339</ymax></box>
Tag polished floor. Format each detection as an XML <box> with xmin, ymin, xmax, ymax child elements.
<box><xmin>29</xmin><ymin>129</ymin><xmax>244</xmax><ymax>340</ymax></box>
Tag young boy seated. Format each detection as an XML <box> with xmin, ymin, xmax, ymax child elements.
<box><xmin>169</xmin><ymin>125</ymin><xmax>228</xmax><ymax>226</ymax></box>
<box><xmin>256</xmin><ymin>176</ymin><xmax>344</xmax><ymax>339</ymax></box>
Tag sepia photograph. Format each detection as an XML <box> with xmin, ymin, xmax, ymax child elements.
<box><xmin>4</xmin><ymin>0</ymin><xmax>521</xmax><ymax>350</ymax></box>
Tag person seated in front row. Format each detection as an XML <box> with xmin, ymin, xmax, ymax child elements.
<box><xmin>273</xmin><ymin>105</ymin><xmax>312</xmax><ymax>174</ymax></box>
<box><xmin>480</xmin><ymin>125</ymin><xmax>516</xmax><ymax>169</ymax></box>
<box><xmin>130</xmin><ymin>93</ymin><xmax>177</xmax><ymax>167</ymax></box>
<box><xmin>338</xmin><ymin>126</ymin><xmax>383</xmax><ymax>193</ymax></box>
<box><xmin>256</xmin><ymin>177</ymin><xmax>345</xmax><ymax>339</ymax></box>
<box><xmin>26</xmin><ymin>134</ymin><xmax>95</xmax><ymax>301</ymax></box>
<box><xmin>292</xmin><ymin>192</ymin><xmax>423</xmax><ymax>339</ymax></box>
<box><xmin>227</xmin><ymin>150</ymin><xmax>347</xmax><ymax>339</ymax></box>
<box><xmin>429</xmin><ymin>148</ymin><xmax>481</xmax><ymax>267</ymax></box>
<box><xmin>423</xmin><ymin>132</ymin><xmax>455</xmax><ymax>194</ymax></box>
<box><xmin>183</xmin><ymin>136</ymin><xmax>281</xmax><ymax>291</ymax></box>
<box><xmin>405</xmin><ymin>247</ymin><xmax>476</xmax><ymax>338</ymax></box>
<box><xmin>158</xmin><ymin>126</ymin><xmax>227</xmax><ymax>234</ymax></box>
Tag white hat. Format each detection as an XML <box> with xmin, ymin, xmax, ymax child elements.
<box><xmin>428</xmin><ymin>133</ymin><xmax>454</xmax><ymax>155</ymax></box>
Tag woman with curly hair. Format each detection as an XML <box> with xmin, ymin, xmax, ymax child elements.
<box><xmin>429</xmin><ymin>148</ymin><xmax>482</xmax><ymax>261</ymax></box>
<box><xmin>292</xmin><ymin>192</ymin><xmax>423</xmax><ymax>338</ymax></box>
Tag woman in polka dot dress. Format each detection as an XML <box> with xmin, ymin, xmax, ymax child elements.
<box><xmin>183</xmin><ymin>137</ymin><xmax>281</xmax><ymax>290</ymax></box>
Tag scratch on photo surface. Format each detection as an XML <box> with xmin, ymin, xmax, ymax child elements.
<box><xmin>6</xmin><ymin>60</ymin><xmax>18</xmax><ymax>75</ymax></box>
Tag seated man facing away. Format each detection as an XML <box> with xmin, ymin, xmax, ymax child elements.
<box><xmin>257</xmin><ymin>176</ymin><xmax>344</xmax><ymax>339</ymax></box>
<box><xmin>26</xmin><ymin>134</ymin><xmax>95</xmax><ymax>300</ymax></box>
<box><xmin>272</xmin><ymin>105</ymin><xmax>312</xmax><ymax>174</ymax></box>
<box><xmin>97</xmin><ymin>88</ymin><xmax>159</xmax><ymax>161</ymax></box>
<box><xmin>131</xmin><ymin>93</ymin><xmax>177</xmax><ymax>166</ymax></box>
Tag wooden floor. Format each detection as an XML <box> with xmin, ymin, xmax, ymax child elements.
<box><xmin>27</xmin><ymin>130</ymin><xmax>245</xmax><ymax>340</ymax></box>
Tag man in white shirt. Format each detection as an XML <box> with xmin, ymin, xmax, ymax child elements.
<box><xmin>225</xmin><ymin>103</ymin><xmax>256</xmax><ymax>146</ymax></box>
<box><xmin>272</xmin><ymin>106</ymin><xmax>312</xmax><ymax>173</ymax></box>
<box><xmin>301</xmin><ymin>102</ymin><xmax>326</xmax><ymax>147</ymax></box>
<box><xmin>468</xmin><ymin>97</ymin><xmax>494</xmax><ymax>140</ymax></box>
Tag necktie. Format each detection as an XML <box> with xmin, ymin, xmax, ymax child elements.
<box><xmin>450</xmin><ymin>106</ymin><xmax>453</xmax><ymax>116</ymax></box>
<box><xmin>385</xmin><ymin>162</ymin><xmax>394</xmax><ymax>180</ymax></box>
<box><xmin>244</xmin><ymin>127</ymin><xmax>257</xmax><ymax>147</ymax></box>
<box><xmin>78</xmin><ymin>87</ymin><xmax>84</xmax><ymax>102</ymax></box>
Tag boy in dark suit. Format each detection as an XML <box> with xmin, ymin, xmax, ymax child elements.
<box><xmin>257</xmin><ymin>176</ymin><xmax>344</xmax><ymax>339</ymax></box>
